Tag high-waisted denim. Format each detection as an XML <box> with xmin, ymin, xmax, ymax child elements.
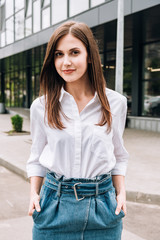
<box><xmin>32</xmin><ymin>172</ymin><xmax>125</xmax><ymax>240</ymax></box>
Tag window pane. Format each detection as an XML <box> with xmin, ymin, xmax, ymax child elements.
<box><xmin>25</xmin><ymin>17</ymin><xmax>32</xmax><ymax>36</ymax></box>
<box><xmin>0</xmin><ymin>0</ymin><xmax>5</xmax><ymax>6</ymax></box>
<box><xmin>6</xmin><ymin>0</ymin><xmax>14</xmax><ymax>18</ymax></box>
<box><xmin>15</xmin><ymin>0</ymin><xmax>24</xmax><ymax>12</ymax></box>
<box><xmin>33</xmin><ymin>0</ymin><xmax>41</xmax><ymax>33</ymax></box>
<box><xmin>69</xmin><ymin>0</ymin><xmax>89</xmax><ymax>17</ymax></box>
<box><xmin>43</xmin><ymin>0</ymin><xmax>50</xmax><ymax>7</ymax></box>
<box><xmin>6</xmin><ymin>17</ymin><xmax>14</xmax><ymax>44</ymax></box>
<box><xmin>52</xmin><ymin>0</ymin><xmax>67</xmax><ymax>24</ymax></box>
<box><xmin>142</xmin><ymin>81</ymin><xmax>160</xmax><ymax>117</ymax></box>
<box><xmin>42</xmin><ymin>7</ymin><xmax>50</xmax><ymax>29</ymax></box>
<box><xmin>105</xmin><ymin>51</ymin><xmax>116</xmax><ymax>90</ymax></box>
<box><xmin>26</xmin><ymin>0</ymin><xmax>32</xmax><ymax>17</ymax></box>
<box><xmin>5</xmin><ymin>73</ymin><xmax>10</xmax><ymax>107</ymax></box>
<box><xmin>143</xmin><ymin>43</ymin><xmax>160</xmax><ymax>80</ymax></box>
<box><xmin>15</xmin><ymin>10</ymin><xmax>24</xmax><ymax>40</ymax></box>
<box><xmin>91</xmin><ymin>0</ymin><xmax>105</xmax><ymax>7</ymax></box>
<box><xmin>1</xmin><ymin>32</ymin><xmax>5</xmax><ymax>47</ymax></box>
<box><xmin>142</xmin><ymin>43</ymin><xmax>160</xmax><ymax>117</ymax></box>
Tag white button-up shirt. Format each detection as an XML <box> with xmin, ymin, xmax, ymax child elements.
<box><xmin>26</xmin><ymin>87</ymin><xmax>129</xmax><ymax>178</ymax></box>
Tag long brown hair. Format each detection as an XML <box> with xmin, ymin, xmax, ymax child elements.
<box><xmin>40</xmin><ymin>21</ymin><xmax>112</xmax><ymax>131</ymax></box>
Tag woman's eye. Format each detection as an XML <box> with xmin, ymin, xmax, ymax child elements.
<box><xmin>55</xmin><ymin>52</ymin><xmax>63</xmax><ymax>57</ymax></box>
<box><xmin>72</xmin><ymin>51</ymin><xmax>79</xmax><ymax>55</ymax></box>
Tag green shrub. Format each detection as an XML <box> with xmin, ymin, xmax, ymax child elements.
<box><xmin>11</xmin><ymin>114</ymin><xmax>23</xmax><ymax>132</ymax></box>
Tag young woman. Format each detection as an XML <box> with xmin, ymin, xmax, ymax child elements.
<box><xmin>27</xmin><ymin>21</ymin><xmax>129</xmax><ymax>240</ymax></box>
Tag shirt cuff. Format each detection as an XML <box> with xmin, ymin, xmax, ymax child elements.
<box><xmin>26</xmin><ymin>164</ymin><xmax>47</xmax><ymax>178</ymax></box>
<box><xmin>111</xmin><ymin>161</ymin><xmax>128</xmax><ymax>176</ymax></box>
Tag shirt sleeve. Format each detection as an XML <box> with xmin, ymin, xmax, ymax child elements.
<box><xmin>26</xmin><ymin>100</ymin><xmax>48</xmax><ymax>178</ymax></box>
<box><xmin>111</xmin><ymin>96</ymin><xmax>129</xmax><ymax>176</ymax></box>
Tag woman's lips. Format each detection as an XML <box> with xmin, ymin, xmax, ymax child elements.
<box><xmin>62</xmin><ymin>69</ymin><xmax>75</xmax><ymax>74</ymax></box>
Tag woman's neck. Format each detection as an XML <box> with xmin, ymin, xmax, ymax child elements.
<box><xmin>64</xmin><ymin>79</ymin><xmax>95</xmax><ymax>101</ymax></box>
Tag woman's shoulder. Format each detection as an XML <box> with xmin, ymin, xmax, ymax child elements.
<box><xmin>105</xmin><ymin>88</ymin><xmax>127</xmax><ymax>104</ymax></box>
<box><xmin>105</xmin><ymin>88</ymin><xmax>127</xmax><ymax>113</ymax></box>
<box><xmin>30</xmin><ymin>95</ymin><xmax>45</xmax><ymax>113</ymax></box>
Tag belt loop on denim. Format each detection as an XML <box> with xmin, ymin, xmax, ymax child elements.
<box><xmin>57</xmin><ymin>182</ymin><xmax>62</xmax><ymax>200</ymax></box>
<box><xmin>95</xmin><ymin>183</ymin><xmax>99</xmax><ymax>197</ymax></box>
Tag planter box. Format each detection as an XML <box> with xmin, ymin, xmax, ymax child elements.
<box><xmin>0</xmin><ymin>103</ymin><xmax>5</xmax><ymax>113</ymax></box>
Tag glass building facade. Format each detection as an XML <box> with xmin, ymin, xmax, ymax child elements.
<box><xmin>0</xmin><ymin>0</ymin><xmax>160</xmax><ymax>120</ymax></box>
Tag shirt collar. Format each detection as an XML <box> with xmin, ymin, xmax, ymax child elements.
<box><xmin>59</xmin><ymin>86</ymin><xmax>99</xmax><ymax>103</ymax></box>
<box><xmin>59</xmin><ymin>86</ymin><xmax>71</xmax><ymax>102</ymax></box>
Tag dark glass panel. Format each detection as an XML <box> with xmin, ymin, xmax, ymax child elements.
<box><xmin>142</xmin><ymin>42</ymin><xmax>160</xmax><ymax>117</ymax></box>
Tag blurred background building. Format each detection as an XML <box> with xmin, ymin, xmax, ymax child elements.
<box><xmin>0</xmin><ymin>0</ymin><xmax>160</xmax><ymax>131</ymax></box>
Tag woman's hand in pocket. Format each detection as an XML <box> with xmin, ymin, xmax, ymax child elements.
<box><xmin>115</xmin><ymin>190</ymin><xmax>126</xmax><ymax>216</ymax></box>
<box><xmin>112</xmin><ymin>175</ymin><xmax>126</xmax><ymax>216</ymax></box>
<box><xmin>28</xmin><ymin>176</ymin><xmax>44</xmax><ymax>216</ymax></box>
<box><xmin>28</xmin><ymin>193</ymin><xmax>41</xmax><ymax>216</ymax></box>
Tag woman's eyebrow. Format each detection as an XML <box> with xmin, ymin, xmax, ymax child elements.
<box><xmin>69</xmin><ymin>47</ymin><xmax>80</xmax><ymax>51</ymax></box>
<box><xmin>55</xmin><ymin>47</ymin><xmax>80</xmax><ymax>51</ymax></box>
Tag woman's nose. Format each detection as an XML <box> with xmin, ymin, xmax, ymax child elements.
<box><xmin>63</xmin><ymin>55</ymin><xmax>71</xmax><ymax>66</ymax></box>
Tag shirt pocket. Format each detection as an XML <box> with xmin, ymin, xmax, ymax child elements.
<box><xmin>91</xmin><ymin>125</ymin><xmax>113</xmax><ymax>159</ymax></box>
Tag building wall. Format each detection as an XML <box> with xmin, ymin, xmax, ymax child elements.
<box><xmin>0</xmin><ymin>0</ymin><xmax>160</xmax><ymax>59</ymax></box>
<box><xmin>0</xmin><ymin>0</ymin><xmax>160</xmax><ymax>131</ymax></box>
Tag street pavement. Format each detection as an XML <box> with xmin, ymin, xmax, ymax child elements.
<box><xmin>0</xmin><ymin>166</ymin><xmax>160</xmax><ymax>240</ymax></box>
<box><xmin>0</xmin><ymin>108</ymin><xmax>160</xmax><ymax>239</ymax></box>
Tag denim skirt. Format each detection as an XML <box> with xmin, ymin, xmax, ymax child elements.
<box><xmin>32</xmin><ymin>172</ymin><xmax>125</xmax><ymax>240</ymax></box>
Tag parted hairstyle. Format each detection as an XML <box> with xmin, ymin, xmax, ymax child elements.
<box><xmin>40</xmin><ymin>21</ymin><xmax>112</xmax><ymax>131</ymax></box>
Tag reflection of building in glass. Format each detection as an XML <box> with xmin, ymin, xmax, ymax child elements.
<box><xmin>0</xmin><ymin>0</ymin><xmax>160</xmax><ymax>131</ymax></box>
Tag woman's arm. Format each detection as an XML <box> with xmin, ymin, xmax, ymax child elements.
<box><xmin>112</xmin><ymin>175</ymin><xmax>126</xmax><ymax>215</ymax></box>
<box><xmin>28</xmin><ymin>176</ymin><xmax>44</xmax><ymax>216</ymax></box>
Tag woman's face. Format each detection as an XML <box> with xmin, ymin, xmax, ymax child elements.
<box><xmin>54</xmin><ymin>34</ymin><xmax>89</xmax><ymax>84</ymax></box>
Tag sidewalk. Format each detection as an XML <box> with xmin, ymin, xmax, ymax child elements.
<box><xmin>0</xmin><ymin>108</ymin><xmax>160</xmax><ymax>206</ymax></box>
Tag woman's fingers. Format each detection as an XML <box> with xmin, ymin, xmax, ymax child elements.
<box><xmin>115</xmin><ymin>201</ymin><xmax>126</xmax><ymax>215</ymax></box>
<box><xmin>28</xmin><ymin>194</ymin><xmax>41</xmax><ymax>216</ymax></box>
<box><xmin>115</xmin><ymin>202</ymin><xmax>122</xmax><ymax>215</ymax></box>
<box><xmin>122</xmin><ymin>204</ymin><xmax>127</xmax><ymax>215</ymax></box>
<box><xmin>28</xmin><ymin>202</ymin><xmax>35</xmax><ymax>216</ymax></box>
<box><xmin>34</xmin><ymin>197</ymin><xmax>41</xmax><ymax>212</ymax></box>
<box><xmin>115</xmin><ymin>193</ymin><xmax>126</xmax><ymax>216</ymax></box>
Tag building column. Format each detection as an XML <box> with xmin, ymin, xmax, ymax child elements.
<box><xmin>115</xmin><ymin>0</ymin><xmax>124</xmax><ymax>94</ymax></box>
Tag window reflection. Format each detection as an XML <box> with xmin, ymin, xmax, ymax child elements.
<box><xmin>105</xmin><ymin>51</ymin><xmax>116</xmax><ymax>90</ymax></box>
<box><xmin>15</xmin><ymin>10</ymin><xmax>24</xmax><ymax>40</ymax></box>
<box><xmin>142</xmin><ymin>43</ymin><xmax>160</xmax><ymax>117</ymax></box>
<box><xmin>69</xmin><ymin>0</ymin><xmax>89</xmax><ymax>17</ymax></box>
<box><xmin>6</xmin><ymin>17</ymin><xmax>14</xmax><ymax>44</ymax></box>
<box><xmin>1</xmin><ymin>32</ymin><xmax>5</xmax><ymax>47</ymax></box>
<box><xmin>91</xmin><ymin>0</ymin><xmax>105</xmax><ymax>7</ymax></box>
<box><xmin>5</xmin><ymin>0</ymin><xmax>14</xmax><ymax>18</ymax></box>
<box><xmin>33</xmin><ymin>0</ymin><xmax>41</xmax><ymax>33</ymax></box>
<box><xmin>0</xmin><ymin>0</ymin><xmax>5</xmax><ymax>6</ymax></box>
<box><xmin>26</xmin><ymin>0</ymin><xmax>32</xmax><ymax>17</ymax></box>
<box><xmin>43</xmin><ymin>0</ymin><xmax>50</xmax><ymax>7</ymax></box>
<box><xmin>25</xmin><ymin>17</ymin><xmax>32</xmax><ymax>36</ymax></box>
<box><xmin>15</xmin><ymin>0</ymin><xmax>24</xmax><ymax>12</ymax></box>
<box><xmin>42</xmin><ymin>7</ymin><xmax>50</xmax><ymax>29</ymax></box>
<box><xmin>51</xmin><ymin>0</ymin><xmax>67</xmax><ymax>24</ymax></box>
<box><xmin>143</xmin><ymin>81</ymin><xmax>160</xmax><ymax>117</ymax></box>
